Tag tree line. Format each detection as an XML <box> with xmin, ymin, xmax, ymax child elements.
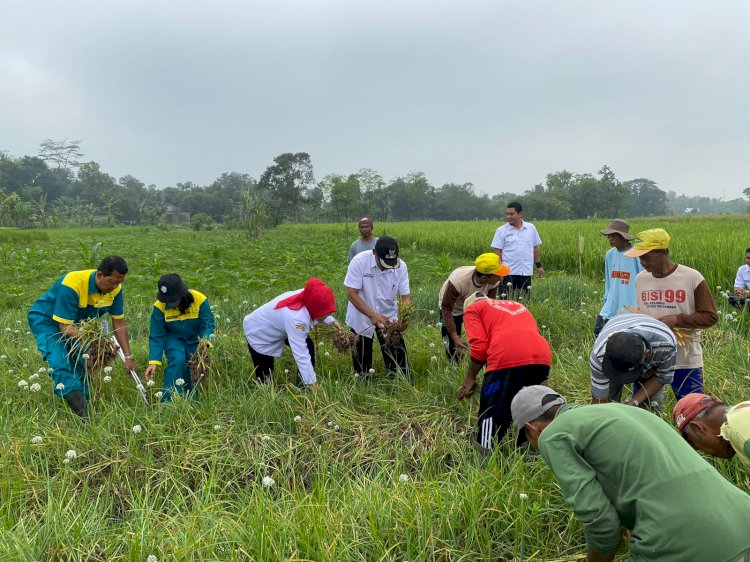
<box><xmin>1</xmin><ymin>140</ymin><xmax>747</xmax><ymax>231</ymax></box>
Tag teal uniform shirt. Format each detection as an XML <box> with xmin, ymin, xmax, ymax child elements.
<box><xmin>28</xmin><ymin>269</ymin><xmax>124</xmax><ymax>327</ymax></box>
<box><xmin>27</xmin><ymin>269</ymin><xmax>125</xmax><ymax>398</ymax></box>
<box><xmin>539</xmin><ymin>404</ymin><xmax>750</xmax><ymax>562</ymax></box>
<box><xmin>147</xmin><ymin>289</ymin><xmax>214</xmax><ymax>402</ymax></box>
<box><xmin>148</xmin><ymin>289</ymin><xmax>215</xmax><ymax>365</ymax></box>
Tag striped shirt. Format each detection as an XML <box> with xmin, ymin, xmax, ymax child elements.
<box><xmin>590</xmin><ymin>313</ymin><xmax>676</xmax><ymax>400</ymax></box>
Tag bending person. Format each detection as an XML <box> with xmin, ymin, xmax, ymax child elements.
<box><xmin>457</xmin><ymin>291</ymin><xmax>551</xmax><ymax>450</ymax></box>
<box><xmin>144</xmin><ymin>274</ymin><xmax>215</xmax><ymax>402</ymax></box>
<box><xmin>27</xmin><ymin>256</ymin><xmax>136</xmax><ymax>419</ymax></box>
<box><xmin>439</xmin><ymin>253</ymin><xmax>507</xmax><ymax>362</ymax></box>
<box><xmin>243</xmin><ymin>278</ymin><xmax>341</xmax><ymax>388</ymax></box>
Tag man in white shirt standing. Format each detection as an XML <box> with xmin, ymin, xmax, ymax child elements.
<box><xmin>345</xmin><ymin>236</ymin><xmax>412</xmax><ymax>379</ymax></box>
<box><xmin>729</xmin><ymin>246</ymin><xmax>750</xmax><ymax>310</ymax></box>
<box><xmin>491</xmin><ymin>202</ymin><xmax>543</xmax><ymax>298</ymax></box>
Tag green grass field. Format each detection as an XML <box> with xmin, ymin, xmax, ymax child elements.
<box><xmin>1</xmin><ymin>219</ymin><xmax>749</xmax><ymax>561</ymax></box>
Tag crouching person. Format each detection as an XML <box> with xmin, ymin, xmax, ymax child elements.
<box><xmin>456</xmin><ymin>291</ymin><xmax>551</xmax><ymax>451</ymax></box>
<box><xmin>512</xmin><ymin>385</ymin><xmax>750</xmax><ymax>562</ymax></box>
<box><xmin>144</xmin><ymin>274</ymin><xmax>215</xmax><ymax>402</ymax></box>
<box><xmin>243</xmin><ymin>278</ymin><xmax>342</xmax><ymax>388</ymax></box>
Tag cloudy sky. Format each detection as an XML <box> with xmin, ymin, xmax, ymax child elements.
<box><xmin>1</xmin><ymin>0</ymin><xmax>748</xmax><ymax>198</ymax></box>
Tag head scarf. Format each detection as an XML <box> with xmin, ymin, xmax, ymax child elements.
<box><xmin>274</xmin><ymin>277</ymin><xmax>336</xmax><ymax>319</ymax></box>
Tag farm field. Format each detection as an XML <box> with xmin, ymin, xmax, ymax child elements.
<box><xmin>1</xmin><ymin>218</ymin><xmax>749</xmax><ymax>561</ymax></box>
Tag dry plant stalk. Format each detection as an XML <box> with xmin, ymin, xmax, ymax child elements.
<box><xmin>382</xmin><ymin>302</ymin><xmax>413</xmax><ymax>345</ymax></box>
<box><xmin>189</xmin><ymin>338</ymin><xmax>211</xmax><ymax>383</ymax></box>
<box><xmin>67</xmin><ymin>318</ymin><xmax>118</xmax><ymax>374</ymax></box>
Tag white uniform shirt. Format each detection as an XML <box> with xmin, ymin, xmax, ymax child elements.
<box><xmin>734</xmin><ymin>264</ymin><xmax>750</xmax><ymax>290</ymax></box>
<box><xmin>490</xmin><ymin>221</ymin><xmax>542</xmax><ymax>276</ymax></box>
<box><xmin>242</xmin><ymin>289</ymin><xmax>334</xmax><ymax>385</ymax></box>
<box><xmin>344</xmin><ymin>251</ymin><xmax>410</xmax><ymax>339</ymax></box>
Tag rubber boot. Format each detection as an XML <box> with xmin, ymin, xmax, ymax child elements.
<box><xmin>63</xmin><ymin>391</ymin><xmax>88</xmax><ymax>420</ymax></box>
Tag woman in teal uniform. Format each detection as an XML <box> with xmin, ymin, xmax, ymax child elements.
<box><xmin>144</xmin><ymin>274</ymin><xmax>215</xmax><ymax>402</ymax></box>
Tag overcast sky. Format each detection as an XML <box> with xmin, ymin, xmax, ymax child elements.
<box><xmin>1</xmin><ymin>0</ymin><xmax>748</xmax><ymax>199</ymax></box>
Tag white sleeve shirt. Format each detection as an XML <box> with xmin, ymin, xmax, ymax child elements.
<box><xmin>344</xmin><ymin>251</ymin><xmax>410</xmax><ymax>338</ymax></box>
<box><xmin>734</xmin><ymin>264</ymin><xmax>750</xmax><ymax>290</ymax></box>
<box><xmin>242</xmin><ymin>290</ymin><xmax>319</xmax><ymax>385</ymax></box>
<box><xmin>490</xmin><ymin>222</ymin><xmax>542</xmax><ymax>276</ymax></box>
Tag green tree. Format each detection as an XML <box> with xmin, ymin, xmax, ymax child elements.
<box><xmin>258</xmin><ymin>153</ymin><xmax>315</xmax><ymax>224</ymax></box>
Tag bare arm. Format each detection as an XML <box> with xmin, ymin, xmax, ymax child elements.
<box><xmin>533</xmin><ymin>246</ymin><xmax>545</xmax><ymax>278</ymax></box>
<box><xmin>629</xmin><ymin>377</ymin><xmax>664</xmax><ymax>406</ymax></box>
<box><xmin>112</xmin><ymin>317</ymin><xmax>137</xmax><ymax>371</ymax></box>
<box><xmin>493</xmin><ymin>248</ymin><xmax>502</xmax><ymax>260</ymax></box>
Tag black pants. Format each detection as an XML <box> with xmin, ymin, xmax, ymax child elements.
<box><xmin>729</xmin><ymin>295</ymin><xmax>748</xmax><ymax>310</ymax></box>
<box><xmin>247</xmin><ymin>338</ymin><xmax>315</xmax><ymax>383</ymax></box>
<box><xmin>593</xmin><ymin>314</ymin><xmax>609</xmax><ymax>338</ymax></box>
<box><xmin>440</xmin><ymin>311</ymin><xmax>464</xmax><ymax>363</ymax></box>
<box><xmin>476</xmin><ymin>364</ymin><xmax>550</xmax><ymax>450</ymax></box>
<box><xmin>351</xmin><ymin>328</ymin><xmax>410</xmax><ymax>379</ymax></box>
<box><xmin>506</xmin><ymin>275</ymin><xmax>532</xmax><ymax>300</ymax></box>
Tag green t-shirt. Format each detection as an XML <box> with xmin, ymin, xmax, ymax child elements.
<box><xmin>539</xmin><ymin>403</ymin><xmax>750</xmax><ymax>562</ymax></box>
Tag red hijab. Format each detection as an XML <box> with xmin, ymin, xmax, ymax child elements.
<box><xmin>274</xmin><ymin>277</ymin><xmax>336</xmax><ymax>320</ymax></box>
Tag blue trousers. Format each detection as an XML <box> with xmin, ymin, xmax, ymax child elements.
<box><xmin>161</xmin><ymin>336</ymin><xmax>199</xmax><ymax>402</ymax></box>
<box><xmin>28</xmin><ymin>314</ymin><xmax>88</xmax><ymax>399</ymax></box>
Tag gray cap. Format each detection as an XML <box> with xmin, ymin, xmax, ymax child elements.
<box><xmin>511</xmin><ymin>385</ymin><xmax>566</xmax><ymax>444</ymax></box>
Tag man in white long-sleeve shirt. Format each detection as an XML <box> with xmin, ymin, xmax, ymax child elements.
<box><xmin>243</xmin><ymin>278</ymin><xmax>342</xmax><ymax>387</ymax></box>
<box><xmin>345</xmin><ymin>236</ymin><xmax>412</xmax><ymax>378</ymax></box>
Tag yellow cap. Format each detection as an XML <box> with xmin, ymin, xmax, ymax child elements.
<box><xmin>624</xmin><ymin>228</ymin><xmax>671</xmax><ymax>257</ymax></box>
<box><xmin>475</xmin><ymin>253</ymin><xmax>511</xmax><ymax>276</ymax></box>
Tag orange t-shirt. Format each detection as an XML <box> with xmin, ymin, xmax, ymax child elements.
<box><xmin>463</xmin><ymin>299</ymin><xmax>551</xmax><ymax>371</ymax></box>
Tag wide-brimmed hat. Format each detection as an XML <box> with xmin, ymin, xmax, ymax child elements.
<box><xmin>600</xmin><ymin>219</ymin><xmax>633</xmax><ymax>240</ymax></box>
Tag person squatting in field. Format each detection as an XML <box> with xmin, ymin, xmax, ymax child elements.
<box><xmin>27</xmin><ymin>256</ymin><xmax>136</xmax><ymax>419</ymax></box>
<box><xmin>345</xmin><ymin>236</ymin><xmax>412</xmax><ymax>379</ymax></box>
<box><xmin>438</xmin><ymin>253</ymin><xmax>508</xmax><ymax>363</ymax></box>
<box><xmin>144</xmin><ymin>274</ymin><xmax>215</xmax><ymax>402</ymax></box>
<box><xmin>589</xmin><ymin>313</ymin><xmax>676</xmax><ymax>410</ymax></box>
<box><xmin>456</xmin><ymin>291</ymin><xmax>551</xmax><ymax>451</ymax></box>
<box><xmin>594</xmin><ymin>219</ymin><xmax>643</xmax><ymax>337</ymax></box>
<box><xmin>625</xmin><ymin>228</ymin><xmax>718</xmax><ymax>399</ymax></box>
<box><xmin>512</xmin><ymin>385</ymin><xmax>750</xmax><ymax>562</ymax></box>
<box><xmin>243</xmin><ymin>277</ymin><xmax>342</xmax><ymax>389</ymax></box>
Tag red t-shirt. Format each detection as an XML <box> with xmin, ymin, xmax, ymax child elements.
<box><xmin>463</xmin><ymin>299</ymin><xmax>551</xmax><ymax>371</ymax></box>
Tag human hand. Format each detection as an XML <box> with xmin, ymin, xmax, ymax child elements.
<box><xmin>659</xmin><ymin>315</ymin><xmax>679</xmax><ymax>328</ymax></box>
<box><xmin>370</xmin><ymin>312</ymin><xmax>390</xmax><ymax>329</ymax></box>
<box><xmin>537</xmin><ymin>267</ymin><xmax>545</xmax><ymax>278</ymax></box>
<box><xmin>452</xmin><ymin>336</ymin><xmax>468</xmax><ymax>352</ymax></box>
<box><xmin>307</xmin><ymin>382</ymin><xmax>319</xmax><ymax>391</ymax></box>
<box><xmin>144</xmin><ymin>364</ymin><xmax>157</xmax><ymax>381</ymax></box>
<box><xmin>456</xmin><ymin>378</ymin><xmax>477</xmax><ymax>400</ymax></box>
<box><xmin>124</xmin><ymin>358</ymin><xmax>137</xmax><ymax>372</ymax></box>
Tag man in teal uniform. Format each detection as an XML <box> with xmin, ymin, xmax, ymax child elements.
<box><xmin>27</xmin><ymin>256</ymin><xmax>137</xmax><ymax>419</ymax></box>
<box><xmin>512</xmin><ymin>385</ymin><xmax>750</xmax><ymax>562</ymax></box>
<box><xmin>144</xmin><ymin>274</ymin><xmax>215</xmax><ymax>402</ymax></box>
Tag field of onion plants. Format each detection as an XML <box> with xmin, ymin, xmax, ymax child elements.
<box><xmin>0</xmin><ymin>218</ymin><xmax>748</xmax><ymax>561</ymax></box>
